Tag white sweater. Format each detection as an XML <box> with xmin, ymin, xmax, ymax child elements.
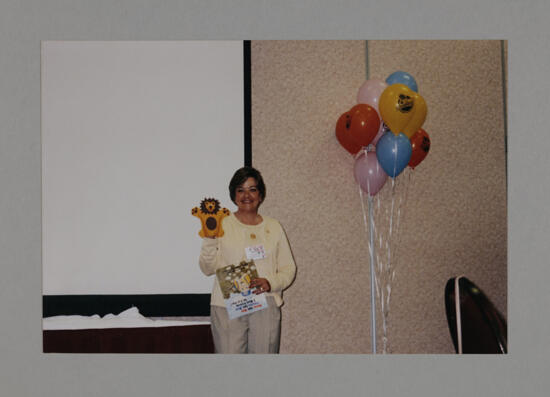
<box><xmin>199</xmin><ymin>212</ymin><xmax>296</xmax><ymax>307</ymax></box>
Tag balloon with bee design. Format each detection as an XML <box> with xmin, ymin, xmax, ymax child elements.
<box><xmin>379</xmin><ymin>83</ymin><xmax>427</xmax><ymax>139</ymax></box>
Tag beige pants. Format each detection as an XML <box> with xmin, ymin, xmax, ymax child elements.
<box><xmin>210</xmin><ymin>296</ymin><xmax>281</xmax><ymax>354</ymax></box>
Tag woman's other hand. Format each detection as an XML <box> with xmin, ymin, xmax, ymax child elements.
<box><xmin>249</xmin><ymin>278</ymin><xmax>271</xmax><ymax>294</ymax></box>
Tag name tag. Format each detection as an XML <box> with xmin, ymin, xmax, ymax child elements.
<box><xmin>245</xmin><ymin>245</ymin><xmax>266</xmax><ymax>261</ymax></box>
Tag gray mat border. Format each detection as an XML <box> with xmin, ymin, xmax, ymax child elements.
<box><xmin>1</xmin><ymin>1</ymin><xmax>548</xmax><ymax>396</ymax></box>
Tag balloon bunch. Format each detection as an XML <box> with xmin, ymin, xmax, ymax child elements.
<box><xmin>336</xmin><ymin>71</ymin><xmax>431</xmax><ymax>196</ymax></box>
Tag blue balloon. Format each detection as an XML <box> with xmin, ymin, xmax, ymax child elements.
<box><xmin>375</xmin><ymin>131</ymin><xmax>412</xmax><ymax>178</ymax></box>
<box><xmin>386</xmin><ymin>71</ymin><xmax>418</xmax><ymax>92</ymax></box>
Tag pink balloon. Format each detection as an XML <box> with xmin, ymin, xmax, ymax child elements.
<box><xmin>354</xmin><ymin>148</ymin><xmax>388</xmax><ymax>196</ymax></box>
<box><xmin>356</xmin><ymin>78</ymin><xmax>388</xmax><ymax>112</ymax></box>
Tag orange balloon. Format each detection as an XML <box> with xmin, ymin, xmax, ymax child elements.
<box><xmin>379</xmin><ymin>84</ymin><xmax>427</xmax><ymax>138</ymax></box>
<box><xmin>335</xmin><ymin>104</ymin><xmax>380</xmax><ymax>155</ymax></box>
<box><xmin>408</xmin><ymin>128</ymin><xmax>430</xmax><ymax>169</ymax></box>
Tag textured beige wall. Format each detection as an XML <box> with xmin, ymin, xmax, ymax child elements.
<box><xmin>251</xmin><ymin>40</ymin><xmax>507</xmax><ymax>354</ymax></box>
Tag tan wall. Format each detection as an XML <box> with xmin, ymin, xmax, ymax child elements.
<box><xmin>251</xmin><ymin>40</ymin><xmax>507</xmax><ymax>354</ymax></box>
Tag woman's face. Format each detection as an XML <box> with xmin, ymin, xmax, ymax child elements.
<box><xmin>235</xmin><ymin>177</ymin><xmax>262</xmax><ymax>213</ymax></box>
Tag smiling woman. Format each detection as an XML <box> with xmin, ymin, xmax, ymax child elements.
<box><xmin>231</xmin><ymin>168</ymin><xmax>266</xmax><ymax>224</ymax></box>
<box><xmin>198</xmin><ymin>166</ymin><xmax>296</xmax><ymax>353</ymax></box>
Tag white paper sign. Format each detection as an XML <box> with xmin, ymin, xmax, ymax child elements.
<box><xmin>225</xmin><ymin>291</ymin><xmax>268</xmax><ymax>320</ymax></box>
<box><xmin>245</xmin><ymin>245</ymin><xmax>266</xmax><ymax>261</ymax></box>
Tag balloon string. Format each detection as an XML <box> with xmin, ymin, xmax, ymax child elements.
<box><xmin>394</xmin><ymin>169</ymin><xmax>408</xmax><ymax>251</ymax></box>
<box><xmin>359</xmin><ymin>186</ymin><xmax>370</xmax><ymax>257</ymax></box>
<box><xmin>358</xmin><ymin>184</ymin><xmax>377</xmax><ymax>354</ymax></box>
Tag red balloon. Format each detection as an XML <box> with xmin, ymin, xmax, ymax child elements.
<box><xmin>335</xmin><ymin>104</ymin><xmax>380</xmax><ymax>155</ymax></box>
<box><xmin>408</xmin><ymin>128</ymin><xmax>430</xmax><ymax>169</ymax></box>
<box><xmin>335</xmin><ymin>112</ymin><xmax>361</xmax><ymax>154</ymax></box>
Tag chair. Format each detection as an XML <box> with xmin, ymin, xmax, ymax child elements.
<box><xmin>444</xmin><ymin>276</ymin><xmax>507</xmax><ymax>354</ymax></box>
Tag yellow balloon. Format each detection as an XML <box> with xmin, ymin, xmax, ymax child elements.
<box><xmin>379</xmin><ymin>84</ymin><xmax>427</xmax><ymax>138</ymax></box>
<box><xmin>403</xmin><ymin>93</ymin><xmax>427</xmax><ymax>138</ymax></box>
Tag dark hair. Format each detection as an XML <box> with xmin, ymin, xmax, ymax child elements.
<box><xmin>229</xmin><ymin>166</ymin><xmax>266</xmax><ymax>205</ymax></box>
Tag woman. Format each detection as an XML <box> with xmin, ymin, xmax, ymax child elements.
<box><xmin>199</xmin><ymin>166</ymin><xmax>296</xmax><ymax>353</ymax></box>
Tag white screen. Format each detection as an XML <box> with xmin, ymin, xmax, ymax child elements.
<box><xmin>42</xmin><ymin>41</ymin><xmax>244</xmax><ymax>294</ymax></box>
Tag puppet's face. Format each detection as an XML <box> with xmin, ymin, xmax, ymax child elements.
<box><xmin>200</xmin><ymin>198</ymin><xmax>220</xmax><ymax>214</ymax></box>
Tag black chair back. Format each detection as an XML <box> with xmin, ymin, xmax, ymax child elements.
<box><xmin>444</xmin><ymin>276</ymin><xmax>507</xmax><ymax>354</ymax></box>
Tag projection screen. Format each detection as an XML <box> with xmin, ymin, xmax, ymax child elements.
<box><xmin>42</xmin><ymin>41</ymin><xmax>245</xmax><ymax>295</ymax></box>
